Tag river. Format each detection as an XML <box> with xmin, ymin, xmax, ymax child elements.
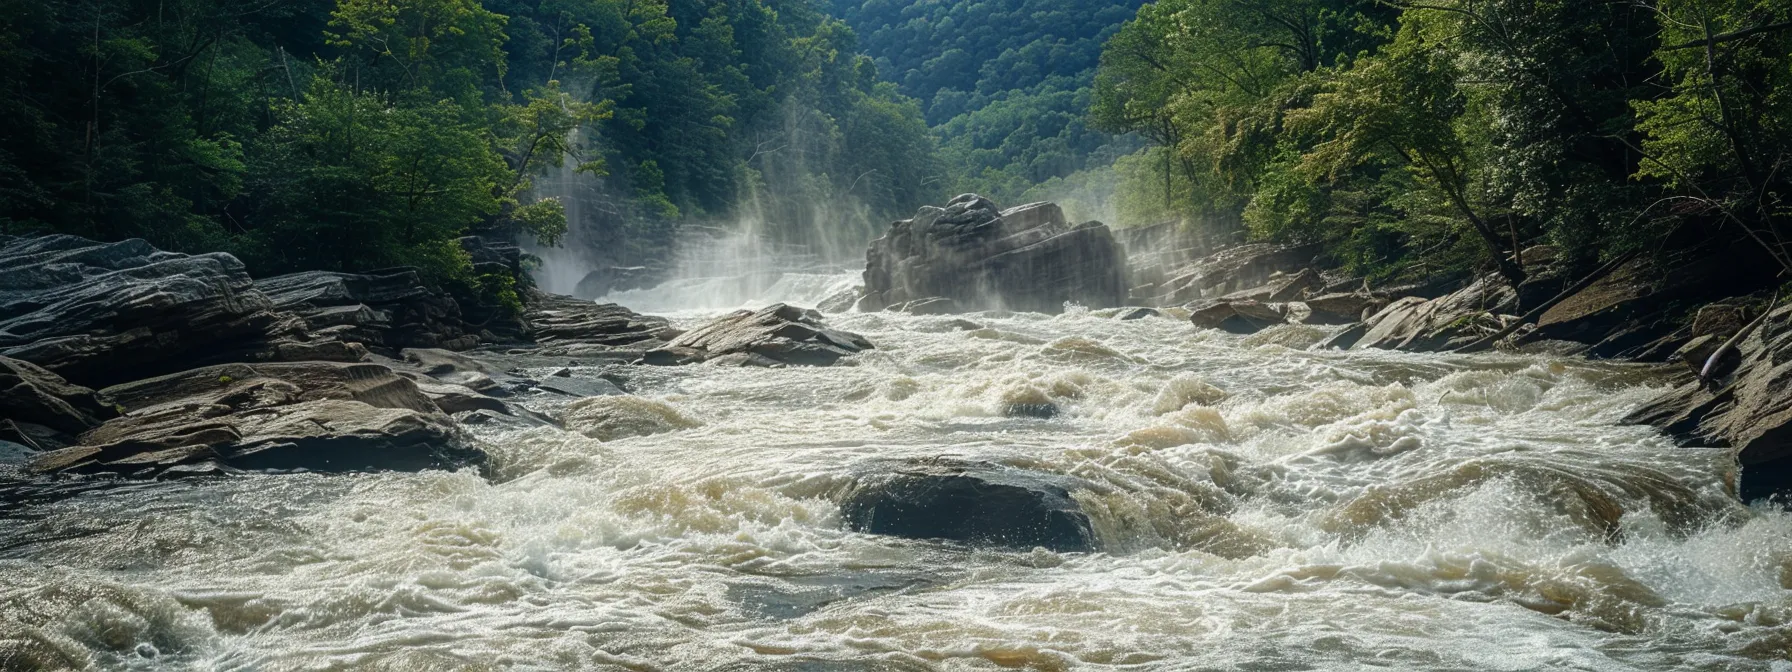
<box><xmin>2</xmin><ymin>271</ymin><xmax>1790</xmax><ymax>671</ymax></box>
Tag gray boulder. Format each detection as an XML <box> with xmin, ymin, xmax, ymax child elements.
<box><xmin>1188</xmin><ymin>299</ymin><xmax>1287</xmax><ymax>334</ymax></box>
<box><xmin>28</xmin><ymin>361</ymin><xmax>483</xmax><ymax>477</ymax></box>
<box><xmin>0</xmin><ymin>356</ymin><xmax>115</xmax><ymax>436</ymax></box>
<box><xmin>0</xmin><ymin>235</ymin><xmax>358</xmax><ymax>387</ymax></box>
<box><xmin>860</xmin><ymin>195</ymin><xmax>1128</xmax><ymax>313</ymax></box>
<box><xmin>1150</xmin><ymin>243</ymin><xmax>1319</xmax><ymax>305</ymax></box>
<box><xmin>838</xmin><ymin>459</ymin><xmax>1098</xmax><ymax>552</ymax></box>
<box><xmin>644</xmin><ymin>303</ymin><xmax>872</xmax><ymax>367</ymax></box>
<box><xmin>521</xmin><ymin>290</ymin><xmax>673</xmax><ymax>355</ymax></box>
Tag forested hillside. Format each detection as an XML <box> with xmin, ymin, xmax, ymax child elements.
<box><xmin>831</xmin><ymin>0</ymin><xmax>1144</xmax><ymax>205</ymax></box>
<box><xmin>0</xmin><ymin>0</ymin><xmax>939</xmax><ymax>285</ymax></box>
<box><xmin>1092</xmin><ymin>0</ymin><xmax>1792</xmax><ymax>284</ymax></box>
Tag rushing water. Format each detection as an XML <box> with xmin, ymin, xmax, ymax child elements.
<box><xmin>3</xmin><ymin>271</ymin><xmax>1791</xmax><ymax>671</ymax></box>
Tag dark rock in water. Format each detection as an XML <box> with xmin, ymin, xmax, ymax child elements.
<box><xmin>1352</xmin><ymin>274</ymin><xmax>1522</xmax><ymax>352</ymax></box>
<box><xmin>646</xmin><ymin>303</ymin><xmax>873</xmax><ymax>367</ymax></box>
<box><xmin>816</xmin><ymin>287</ymin><xmax>862</xmax><ymax>313</ymax></box>
<box><xmin>1223</xmin><ymin>268</ymin><xmax>1323</xmax><ymax>303</ymax></box>
<box><xmin>1300</xmin><ymin>293</ymin><xmax>1385</xmax><ymax>325</ymax></box>
<box><xmin>522</xmin><ymin>289</ymin><xmax>672</xmax><ymax>354</ymax></box>
<box><xmin>1625</xmin><ymin>302</ymin><xmax>1792</xmax><ymax>500</ymax></box>
<box><xmin>28</xmin><ymin>361</ymin><xmax>483</xmax><ymax>477</ymax></box>
<box><xmin>0</xmin><ymin>356</ymin><xmax>115</xmax><ymax>436</ymax></box>
<box><xmin>258</xmin><ymin>267</ymin><xmax>479</xmax><ymax>354</ymax></box>
<box><xmin>0</xmin><ymin>235</ymin><xmax>356</xmax><ymax>387</ymax></box>
<box><xmin>1118</xmin><ymin>307</ymin><xmax>1160</xmax><ymax>321</ymax></box>
<box><xmin>573</xmin><ymin>264</ymin><xmax>662</xmax><ymax>300</ymax></box>
<box><xmin>839</xmin><ymin>459</ymin><xmax>1098</xmax><ymax>552</ymax></box>
<box><xmin>860</xmin><ymin>195</ymin><xmax>1129</xmax><ymax>314</ymax></box>
<box><xmin>1312</xmin><ymin>322</ymin><xmax>1370</xmax><ymax>350</ymax></box>
<box><xmin>1188</xmin><ymin>299</ymin><xmax>1286</xmax><ymax>334</ymax></box>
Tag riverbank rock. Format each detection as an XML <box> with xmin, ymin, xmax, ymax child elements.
<box><xmin>28</xmin><ymin>362</ymin><xmax>483</xmax><ymax>477</ymax></box>
<box><xmin>644</xmin><ymin>303</ymin><xmax>872</xmax><ymax>367</ymax></box>
<box><xmin>1624</xmin><ymin>301</ymin><xmax>1792</xmax><ymax>500</ymax></box>
<box><xmin>521</xmin><ymin>290</ymin><xmax>673</xmax><ymax>356</ymax></box>
<box><xmin>838</xmin><ymin>459</ymin><xmax>1098</xmax><ymax>552</ymax></box>
<box><xmin>1150</xmin><ymin>243</ymin><xmax>1319</xmax><ymax>305</ymax></box>
<box><xmin>0</xmin><ymin>356</ymin><xmax>116</xmax><ymax>450</ymax></box>
<box><xmin>0</xmin><ymin>235</ymin><xmax>356</xmax><ymax>387</ymax></box>
<box><xmin>258</xmin><ymin>268</ymin><xmax>478</xmax><ymax>355</ymax></box>
<box><xmin>1525</xmin><ymin>244</ymin><xmax>1774</xmax><ymax>360</ymax></box>
<box><xmin>859</xmin><ymin>195</ymin><xmax>1128</xmax><ymax>313</ymax></box>
<box><xmin>1187</xmin><ymin>299</ymin><xmax>1287</xmax><ymax>334</ymax></box>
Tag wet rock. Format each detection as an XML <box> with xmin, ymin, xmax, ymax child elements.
<box><xmin>839</xmin><ymin>459</ymin><xmax>1098</xmax><ymax>552</ymax></box>
<box><xmin>645</xmin><ymin>303</ymin><xmax>873</xmax><ymax>367</ymax></box>
<box><xmin>0</xmin><ymin>235</ymin><xmax>354</xmax><ymax>387</ymax></box>
<box><xmin>1352</xmin><ymin>275</ymin><xmax>1518</xmax><ymax>352</ymax></box>
<box><xmin>1312</xmin><ymin>322</ymin><xmax>1370</xmax><ymax>350</ymax></box>
<box><xmin>1118</xmin><ymin>307</ymin><xmax>1160</xmax><ymax>321</ymax></box>
<box><xmin>1300</xmin><ymin>293</ymin><xmax>1386</xmax><ymax>325</ymax></box>
<box><xmin>1526</xmin><ymin>241</ymin><xmax>1776</xmax><ymax>359</ymax></box>
<box><xmin>1626</xmin><ymin>302</ymin><xmax>1792</xmax><ymax>500</ymax></box>
<box><xmin>29</xmin><ymin>362</ymin><xmax>483</xmax><ymax>476</ymax></box>
<box><xmin>860</xmin><ymin>195</ymin><xmax>1129</xmax><ymax>313</ymax></box>
<box><xmin>1187</xmin><ymin>299</ymin><xmax>1286</xmax><ymax>334</ymax></box>
<box><xmin>258</xmin><ymin>268</ymin><xmax>478</xmax><ymax>354</ymax></box>
<box><xmin>0</xmin><ymin>356</ymin><xmax>115</xmax><ymax>436</ymax></box>
<box><xmin>1223</xmin><ymin>268</ymin><xmax>1323</xmax><ymax>303</ymax></box>
<box><xmin>1151</xmin><ymin>243</ymin><xmax>1319</xmax><ymax>305</ymax></box>
<box><xmin>521</xmin><ymin>290</ymin><xmax>672</xmax><ymax>354</ymax></box>
<box><xmin>816</xmin><ymin>287</ymin><xmax>862</xmax><ymax>313</ymax></box>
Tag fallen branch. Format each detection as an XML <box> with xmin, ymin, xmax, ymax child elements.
<box><xmin>1452</xmin><ymin>251</ymin><xmax>1641</xmax><ymax>354</ymax></box>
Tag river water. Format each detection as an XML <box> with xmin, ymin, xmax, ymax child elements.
<box><xmin>3</xmin><ymin>271</ymin><xmax>1791</xmax><ymax>671</ymax></box>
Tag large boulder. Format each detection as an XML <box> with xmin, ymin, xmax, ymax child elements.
<box><xmin>28</xmin><ymin>362</ymin><xmax>483</xmax><ymax>477</ymax></box>
<box><xmin>644</xmin><ymin>303</ymin><xmax>872</xmax><ymax>367</ymax></box>
<box><xmin>1624</xmin><ymin>302</ymin><xmax>1792</xmax><ymax>500</ymax></box>
<box><xmin>1525</xmin><ymin>244</ymin><xmax>1774</xmax><ymax>360</ymax></box>
<box><xmin>257</xmin><ymin>268</ymin><xmax>477</xmax><ymax>354</ymax></box>
<box><xmin>1187</xmin><ymin>299</ymin><xmax>1288</xmax><ymax>334</ymax></box>
<box><xmin>838</xmin><ymin>459</ymin><xmax>1098</xmax><ymax>552</ymax></box>
<box><xmin>0</xmin><ymin>356</ymin><xmax>114</xmax><ymax>436</ymax></box>
<box><xmin>1352</xmin><ymin>274</ymin><xmax>1521</xmax><ymax>352</ymax></box>
<box><xmin>0</xmin><ymin>235</ymin><xmax>356</xmax><ymax>387</ymax></box>
<box><xmin>860</xmin><ymin>195</ymin><xmax>1129</xmax><ymax>313</ymax></box>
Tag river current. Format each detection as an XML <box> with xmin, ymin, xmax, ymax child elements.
<box><xmin>3</xmin><ymin>271</ymin><xmax>1791</xmax><ymax>671</ymax></box>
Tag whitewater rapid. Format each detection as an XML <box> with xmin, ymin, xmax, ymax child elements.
<box><xmin>3</xmin><ymin>271</ymin><xmax>1790</xmax><ymax>671</ymax></box>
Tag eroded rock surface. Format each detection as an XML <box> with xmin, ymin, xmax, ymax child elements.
<box><xmin>521</xmin><ymin>290</ymin><xmax>673</xmax><ymax>356</ymax></box>
<box><xmin>1625</xmin><ymin>302</ymin><xmax>1792</xmax><ymax>500</ymax></box>
<box><xmin>29</xmin><ymin>362</ymin><xmax>483</xmax><ymax>476</ymax></box>
<box><xmin>645</xmin><ymin>303</ymin><xmax>872</xmax><ymax>367</ymax></box>
<box><xmin>0</xmin><ymin>235</ymin><xmax>355</xmax><ymax>387</ymax></box>
<box><xmin>259</xmin><ymin>268</ymin><xmax>478</xmax><ymax>354</ymax></box>
<box><xmin>860</xmin><ymin>195</ymin><xmax>1128</xmax><ymax>313</ymax></box>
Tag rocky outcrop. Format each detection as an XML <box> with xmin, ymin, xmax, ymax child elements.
<box><xmin>838</xmin><ymin>459</ymin><xmax>1098</xmax><ymax>552</ymax></box>
<box><xmin>859</xmin><ymin>195</ymin><xmax>1128</xmax><ymax>313</ymax></box>
<box><xmin>1149</xmin><ymin>243</ymin><xmax>1319</xmax><ymax>305</ymax></box>
<box><xmin>521</xmin><ymin>290</ymin><xmax>674</xmax><ymax>356</ymax></box>
<box><xmin>1625</xmin><ymin>301</ymin><xmax>1792</xmax><ymax>500</ymax></box>
<box><xmin>28</xmin><ymin>362</ymin><xmax>483</xmax><ymax>477</ymax></box>
<box><xmin>0</xmin><ymin>235</ymin><xmax>358</xmax><ymax>387</ymax></box>
<box><xmin>1188</xmin><ymin>299</ymin><xmax>1287</xmax><ymax>334</ymax></box>
<box><xmin>258</xmin><ymin>268</ymin><xmax>479</xmax><ymax>355</ymax></box>
<box><xmin>644</xmin><ymin>303</ymin><xmax>872</xmax><ymax>367</ymax></box>
<box><xmin>0</xmin><ymin>356</ymin><xmax>116</xmax><ymax>449</ymax></box>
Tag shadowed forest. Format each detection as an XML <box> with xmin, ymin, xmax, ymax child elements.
<box><xmin>3</xmin><ymin>0</ymin><xmax>1790</xmax><ymax>291</ymax></box>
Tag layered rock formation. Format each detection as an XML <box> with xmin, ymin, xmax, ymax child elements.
<box><xmin>258</xmin><ymin>268</ymin><xmax>479</xmax><ymax>354</ymax></box>
<box><xmin>0</xmin><ymin>235</ymin><xmax>358</xmax><ymax>387</ymax></box>
<box><xmin>521</xmin><ymin>290</ymin><xmax>674</xmax><ymax>356</ymax></box>
<box><xmin>859</xmin><ymin>195</ymin><xmax>1128</xmax><ymax>313</ymax></box>
<box><xmin>1625</xmin><ymin>301</ymin><xmax>1792</xmax><ymax>500</ymax></box>
<box><xmin>644</xmin><ymin>303</ymin><xmax>872</xmax><ymax>367</ymax></box>
<box><xmin>28</xmin><ymin>362</ymin><xmax>483</xmax><ymax>477</ymax></box>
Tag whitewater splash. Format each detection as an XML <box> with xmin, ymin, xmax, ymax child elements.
<box><xmin>2</xmin><ymin>280</ymin><xmax>1790</xmax><ymax>671</ymax></box>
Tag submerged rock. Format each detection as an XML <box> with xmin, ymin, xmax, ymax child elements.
<box><xmin>839</xmin><ymin>459</ymin><xmax>1098</xmax><ymax>552</ymax></box>
<box><xmin>0</xmin><ymin>235</ymin><xmax>355</xmax><ymax>387</ymax></box>
<box><xmin>816</xmin><ymin>287</ymin><xmax>862</xmax><ymax>313</ymax></box>
<box><xmin>859</xmin><ymin>195</ymin><xmax>1129</xmax><ymax>313</ymax></box>
<box><xmin>28</xmin><ymin>362</ymin><xmax>483</xmax><ymax>476</ymax></box>
<box><xmin>561</xmin><ymin>395</ymin><xmax>700</xmax><ymax>441</ymax></box>
<box><xmin>644</xmin><ymin>303</ymin><xmax>872</xmax><ymax>367</ymax></box>
<box><xmin>1625</xmin><ymin>301</ymin><xmax>1792</xmax><ymax>500</ymax></box>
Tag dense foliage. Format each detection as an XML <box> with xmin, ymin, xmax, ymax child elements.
<box><xmin>1092</xmin><ymin>0</ymin><xmax>1792</xmax><ymax>283</ymax></box>
<box><xmin>0</xmin><ymin>0</ymin><xmax>940</xmax><ymax>281</ymax></box>
<box><xmin>832</xmin><ymin>0</ymin><xmax>1145</xmax><ymax>205</ymax></box>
